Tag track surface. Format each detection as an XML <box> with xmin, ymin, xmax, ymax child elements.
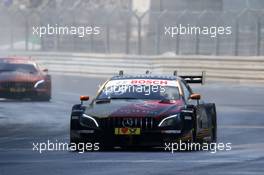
<box><xmin>0</xmin><ymin>75</ymin><xmax>264</xmax><ymax>175</ymax></box>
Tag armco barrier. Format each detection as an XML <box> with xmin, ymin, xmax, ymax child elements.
<box><xmin>1</xmin><ymin>51</ymin><xmax>264</xmax><ymax>83</ymax></box>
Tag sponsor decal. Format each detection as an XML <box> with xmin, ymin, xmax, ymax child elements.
<box><xmin>114</xmin><ymin>128</ymin><xmax>141</xmax><ymax>135</ymax></box>
<box><xmin>106</xmin><ymin>79</ymin><xmax>177</xmax><ymax>87</ymax></box>
<box><xmin>103</xmin><ymin>79</ymin><xmax>179</xmax><ymax>96</ymax></box>
<box><xmin>10</xmin><ymin>87</ymin><xmax>26</xmax><ymax>92</ymax></box>
<box><xmin>131</xmin><ymin>79</ymin><xmax>168</xmax><ymax>85</ymax></box>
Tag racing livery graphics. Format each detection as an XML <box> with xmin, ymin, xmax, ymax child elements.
<box><xmin>70</xmin><ymin>71</ymin><xmax>217</xmax><ymax>149</ymax></box>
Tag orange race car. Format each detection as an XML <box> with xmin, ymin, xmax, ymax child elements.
<box><xmin>0</xmin><ymin>57</ymin><xmax>51</xmax><ymax>101</ymax></box>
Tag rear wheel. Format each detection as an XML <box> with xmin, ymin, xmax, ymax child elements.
<box><xmin>211</xmin><ymin>104</ymin><xmax>217</xmax><ymax>143</ymax></box>
<box><xmin>201</xmin><ymin>103</ymin><xmax>217</xmax><ymax>143</ymax></box>
<box><xmin>205</xmin><ymin>104</ymin><xmax>217</xmax><ymax>152</ymax></box>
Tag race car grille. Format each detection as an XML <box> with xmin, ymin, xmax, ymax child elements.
<box><xmin>1</xmin><ymin>82</ymin><xmax>34</xmax><ymax>89</ymax></box>
<box><xmin>100</xmin><ymin>117</ymin><xmax>155</xmax><ymax>130</ymax></box>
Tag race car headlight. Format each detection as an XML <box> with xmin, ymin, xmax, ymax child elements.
<box><xmin>158</xmin><ymin>114</ymin><xmax>180</xmax><ymax>127</ymax></box>
<box><xmin>80</xmin><ymin>114</ymin><xmax>99</xmax><ymax>128</ymax></box>
<box><xmin>34</xmin><ymin>80</ymin><xmax>45</xmax><ymax>88</ymax></box>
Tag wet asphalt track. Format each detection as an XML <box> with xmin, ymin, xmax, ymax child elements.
<box><xmin>0</xmin><ymin>75</ymin><xmax>264</xmax><ymax>175</ymax></box>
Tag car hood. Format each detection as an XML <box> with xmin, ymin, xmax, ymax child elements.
<box><xmin>85</xmin><ymin>99</ymin><xmax>184</xmax><ymax>119</ymax></box>
<box><xmin>0</xmin><ymin>72</ymin><xmax>43</xmax><ymax>82</ymax></box>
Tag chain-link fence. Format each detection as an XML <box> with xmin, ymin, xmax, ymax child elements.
<box><xmin>0</xmin><ymin>2</ymin><xmax>263</xmax><ymax>56</ymax></box>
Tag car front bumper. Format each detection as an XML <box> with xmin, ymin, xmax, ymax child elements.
<box><xmin>71</xmin><ymin>128</ymin><xmax>193</xmax><ymax>147</ymax></box>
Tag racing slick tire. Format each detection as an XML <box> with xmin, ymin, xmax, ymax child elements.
<box><xmin>209</xmin><ymin>104</ymin><xmax>217</xmax><ymax>143</ymax></box>
<box><xmin>202</xmin><ymin>103</ymin><xmax>217</xmax><ymax>152</ymax></box>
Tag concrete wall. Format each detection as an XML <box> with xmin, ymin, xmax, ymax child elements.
<box><xmin>1</xmin><ymin>51</ymin><xmax>263</xmax><ymax>84</ymax></box>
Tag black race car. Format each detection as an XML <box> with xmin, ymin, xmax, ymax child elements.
<box><xmin>70</xmin><ymin>71</ymin><xmax>217</xmax><ymax>150</ymax></box>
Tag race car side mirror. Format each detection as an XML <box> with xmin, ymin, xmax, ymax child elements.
<box><xmin>80</xmin><ymin>96</ymin><xmax>89</xmax><ymax>105</ymax></box>
<box><xmin>190</xmin><ymin>93</ymin><xmax>201</xmax><ymax>100</ymax></box>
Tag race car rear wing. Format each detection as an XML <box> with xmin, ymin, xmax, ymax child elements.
<box><xmin>174</xmin><ymin>71</ymin><xmax>206</xmax><ymax>84</ymax></box>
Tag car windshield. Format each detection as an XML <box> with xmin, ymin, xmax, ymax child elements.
<box><xmin>0</xmin><ymin>63</ymin><xmax>38</xmax><ymax>74</ymax></box>
<box><xmin>97</xmin><ymin>79</ymin><xmax>181</xmax><ymax>100</ymax></box>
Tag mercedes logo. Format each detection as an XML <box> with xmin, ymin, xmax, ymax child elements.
<box><xmin>122</xmin><ymin>118</ymin><xmax>133</xmax><ymax>127</ymax></box>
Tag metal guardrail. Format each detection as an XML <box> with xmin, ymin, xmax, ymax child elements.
<box><xmin>1</xmin><ymin>51</ymin><xmax>264</xmax><ymax>83</ymax></box>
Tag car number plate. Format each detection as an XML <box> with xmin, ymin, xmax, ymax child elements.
<box><xmin>114</xmin><ymin>128</ymin><xmax>141</xmax><ymax>135</ymax></box>
<box><xmin>10</xmin><ymin>88</ymin><xmax>26</xmax><ymax>93</ymax></box>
